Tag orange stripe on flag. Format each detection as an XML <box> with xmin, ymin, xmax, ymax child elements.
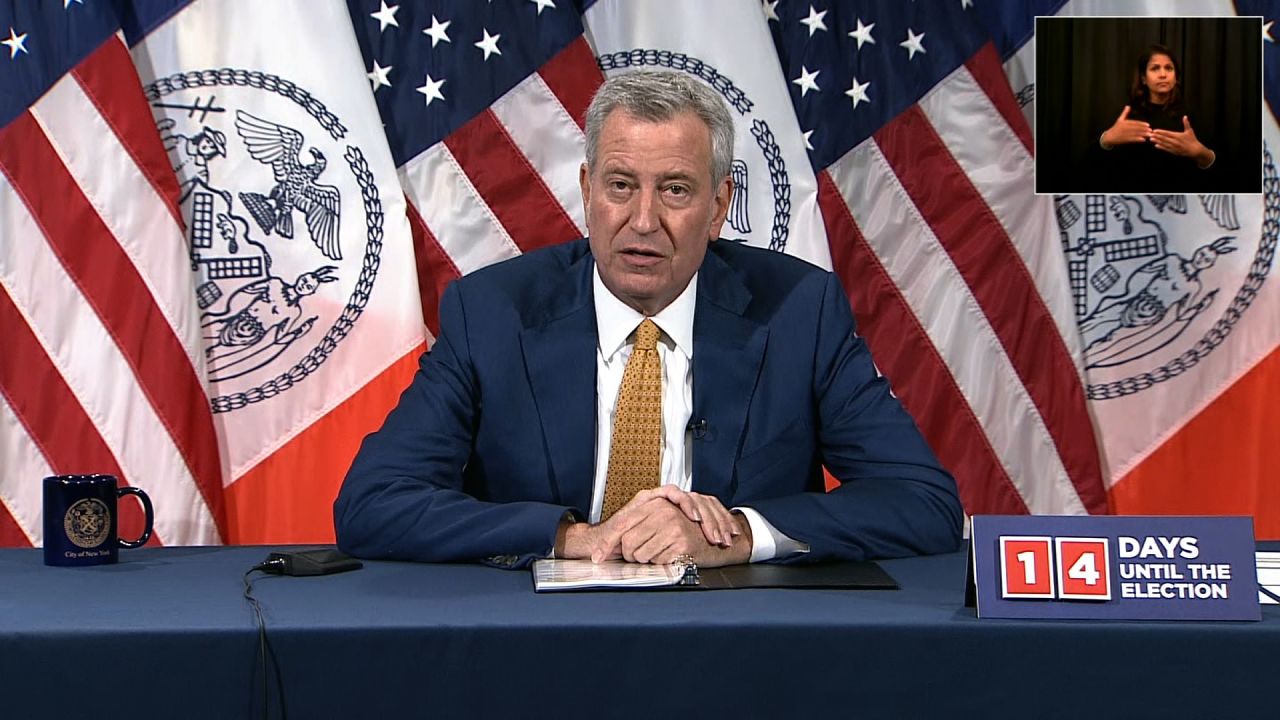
<box><xmin>1109</xmin><ymin>345</ymin><xmax>1280</xmax><ymax>539</ymax></box>
<box><xmin>224</xmin><ymin>344</ymin><xmax>425</xmax><ymax>544</ymax></box>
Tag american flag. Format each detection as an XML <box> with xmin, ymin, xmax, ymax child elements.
<box><xmin>0</xmin><ymin>0</ymin><xmax>224</xmax><ymax>545</ymax></box>
<box><xmin>346</xmin><ymin>0</ymin><xmax>1107</xmax><ymax>518</ymax></box>
<box><xmin>347</xmin><ymin>0</ymin><xmax>602</xmax><ymax>335</ymax></box>
<box><xmin>769</xmin><ymin>0</ymin><xmax>1107</xmax><ymax>513</ymax></box>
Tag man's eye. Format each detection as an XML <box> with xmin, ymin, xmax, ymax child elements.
<box><xmin>666</xmin><ymin>185</ymin><xmax>688</xmax><ymax>196</ymax></box>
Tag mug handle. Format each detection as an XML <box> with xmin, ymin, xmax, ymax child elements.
<box><xmin>116</xmin><ymin>487</ymin><xmax>154</xmax><ymax>548</ymax></box>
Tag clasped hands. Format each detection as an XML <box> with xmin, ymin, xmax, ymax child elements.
<box><xmin>557</xmin><ymin>486</ymin><xmax>752</xmax><ymax>567</ymax></box>
<box><xmin>1101</xmin><ymin>106</ymin><xmax>1214</xmax><ymax>168</ymax></box>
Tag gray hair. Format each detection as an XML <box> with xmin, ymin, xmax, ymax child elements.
<box><xmin>584</xmin><ymin>70</ymin><xmax>735</xmax><ymax>184</ymax></box>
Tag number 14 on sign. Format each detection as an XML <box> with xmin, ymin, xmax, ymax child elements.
<box><xmin>999</xmin><ymin>536</ymin><xmax>1112</xmax><ymax>601</ymax></box>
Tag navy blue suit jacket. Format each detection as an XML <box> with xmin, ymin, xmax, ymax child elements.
<box><xmin>334</xmin><ymin>239</ymin><xmax>962</xmax><ymax>568</ymax></box>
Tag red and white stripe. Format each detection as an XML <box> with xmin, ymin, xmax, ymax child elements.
<box><xmin>0</xmin><ymin>36</ymin><xmax>224</xmax><ymax>546</ymax></box>
<box><xmin>820</xmin><ymin>44</ymin><xmax>1106</xmax><ymax>516</ymax></box>
<box><xmin>405</xmin><ymin>38</ymin><xmax>603</xmax><ymax>336</ymax></box>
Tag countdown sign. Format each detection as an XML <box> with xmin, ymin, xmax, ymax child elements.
<box><xmin>970</xmin><ymin>516</ymin><xmax>1259</xmax><ymax>621</ymax></box>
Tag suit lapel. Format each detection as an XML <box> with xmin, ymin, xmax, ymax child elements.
<box><xmin>691</xmin><ymin>248</ymin><xmax>767</xmax><ymax>502</ymax></box>
<box><xmin>520</xmin><ymin>254</ymin><xmax>597</xmax><ymax>511</ymax></box>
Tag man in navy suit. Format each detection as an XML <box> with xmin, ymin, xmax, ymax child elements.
<box><xmin>334</xmin><ymin>71</ymin><xmax>962</xmax><ymax>569</ymax></box>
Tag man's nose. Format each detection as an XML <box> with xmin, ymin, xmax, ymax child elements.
<box><xmin>629</xmin><ymin>188</ymin><xmax>660</xmax><ymax>234</ymax></box>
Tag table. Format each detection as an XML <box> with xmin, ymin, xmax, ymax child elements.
<box><xmin>2</xmin><ymin>545</ymin><xmax>1276</xmax><ymax>719</ymax></box>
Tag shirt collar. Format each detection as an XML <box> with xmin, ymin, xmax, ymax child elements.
<box><xmin>593</xmin><ymin>265</ymin><xmax>697</xmax><ymax>361</ymax></box>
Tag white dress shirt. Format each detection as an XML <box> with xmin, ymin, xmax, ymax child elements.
<box><xmin>590</xmin><ymin>268</ymin><xmax>807</xmax><ymax>562</ymax></box>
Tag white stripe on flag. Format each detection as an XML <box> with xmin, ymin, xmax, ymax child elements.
<box><xmin>401</xmin><ymin>143</ymin><xmax>523</xmax><ymax>276</ymax></box>
<box><xmin>491</xmin><ymin>73</ymin><xmax>589</xmax><ymax>237</ymax></box>
<box><xmin>918</xmin><ymin>65</ymin><xmax>1087</xmax><ymax>365</ymax></box>
<box><xmin>31</xmin><ymin>74</ymin><xmax>204</xmax><ymax>371</ymax></box>
<box><xmin>0</xmin><ymin>177</ymin><xmax>217</xmax><ymax>544</ymax></box>
<box><xmin>828</xmin><ymin>140</ymin><xmax>1086</xmax><ymax>514</ymax></box>
<box><xmin>0</xmin><ymin>390</ymin><xmax>51</xmax><ymax>543</ymax></box>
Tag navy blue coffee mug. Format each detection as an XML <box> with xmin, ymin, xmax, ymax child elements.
<box><xmin>43</xmin><ymin>475</ymin><xmax>154</xmax><ymax>567</ymax></box>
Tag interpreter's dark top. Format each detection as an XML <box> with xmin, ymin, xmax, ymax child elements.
<box><xmin>1098</xmin><ymin>99</ymin><xmax>1210</xmax><ymax>193</ymax></box>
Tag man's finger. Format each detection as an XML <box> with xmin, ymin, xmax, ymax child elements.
<box><xmin>590</xmin><ymin>493</ymin><xmax>677</xmax><ymax>562</ymax></box>
<box><xmin>652</xmin><ymin>487</ymin><xmax>734</xmax><ymax>546</ymax></box>
<box><xmin>619</xmin><ymin>521</ymin><xmax>666</xmax><ymax>563</ymax></box>
<box><xmin>645</xmin><ymin>485</ymin><xmax>712</xmax><ymax>526</ymax></box>
<box><xmin>628</xmin><ymin>529</ymin><xmax>676</xmax><ymax>565</ymax></box>
<box><xmin>688</xmin><ymin>494</ymin><xmax>737</xmax><ymax>546</ymax></box>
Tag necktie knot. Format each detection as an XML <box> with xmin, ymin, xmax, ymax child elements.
<box><xmin>634</xmin><ymin>318</ymin><xmax>660</xmax><ymax>351</ymax></box>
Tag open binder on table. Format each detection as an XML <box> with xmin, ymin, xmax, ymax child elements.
<box><xmin>532</xmin><ymin>557</ymin><xmax>898</xmax><ymax>592</ymax></box>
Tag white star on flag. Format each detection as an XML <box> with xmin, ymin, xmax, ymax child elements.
<box><xmin>901</xmin><ymin>28</ymin><xmax>926</xmax><ymax>59</ymax></box>
<box><xmin>762</xmin><ymin>0</ymin><xmax>780</xmax><ymax>23</ymax></box>
<box><xmin>801</xmin><ymin>6</ymin><xmax>827</xmax><ymax>36</ymax></box>
<box><xmin>423</xmin><ymin>15</ymin><xmax>451</xmax><ymax>47</ymax></box>
<box><xmin>370</xmin><ymin>1</ymin><xmax>399</xmax><ymax>32</ymax></box>
<box><xmin>845</xmin><ymin>76</ymin><xmax>870</xmax><ymax>109</ymax></box>
<box><xmin>367</xmin><ymin>60</ymin><xmax>392</xmax><ymax>91</ymax></box>
<box><xmin>2</xmin><ymin>27</ymin><xmax>27</xmax><ymax>59</ymax></box>
<box><xmin>848</xmin><ymin>18</ymin><xmax>875</xmax><ymax>50</ymax></box>
<box><xmin>475</xmin><ymin>29</ymin><xmax>502</xmax><ymax>60</ymax></box>
<box><xmin>416</xmin><ymin>74</ymin><xmax>445</xmax><ymax>106</ymax></box>
<box><xmin>530</xmin><ymin>0</ymin><xmax>556</xmax><ymax>16</ymax></box>
<box><xmin>793</xmin><ymin>66</ymin><xmax>820</xmax><ymax>97</ymax></box>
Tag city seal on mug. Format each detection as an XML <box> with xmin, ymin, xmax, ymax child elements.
<box><xmin>43</xmin><ymin>474</ymin><xmax>155</xmax><ymax>567</ymax></box>
<box><xmin>64</xmin><ymin>496</ymin><xmax>111</xmax><ymax>548</ymax></box>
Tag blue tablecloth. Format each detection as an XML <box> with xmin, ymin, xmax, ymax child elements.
<box><xmin>1</xmin><ymin>545</ymin><xmax>1275</xmax><ymax>719</ymax></box>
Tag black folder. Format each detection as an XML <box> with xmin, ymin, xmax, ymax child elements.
<box><xmin>695</xmin><ymin>561</ymin><xmax>898</xmax><ymax>590</ymax></box>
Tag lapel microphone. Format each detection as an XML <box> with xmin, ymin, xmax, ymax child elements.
<box><xmin>687</xmin><ymin>418</ymin><xmax>709</xmax><ymax>439</ymax></box>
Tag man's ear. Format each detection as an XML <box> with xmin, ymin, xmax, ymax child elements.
<box><xmin>707</xmin><ymin>175</ymin><xmax>734</xmax><ymax>240</ymax></box>
<box><xmin>579</xmin><ymin>163</ymin><xmax>591</xmax><ymax>216</ymax></box>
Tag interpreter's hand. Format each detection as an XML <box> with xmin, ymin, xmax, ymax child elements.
<box><xmin>1149</xmin><ymin>116</ymin><xmax>1215</xmax><ymax>167</ymax></box>
<box><xmin>1101</xmin><ymin>106</ymin><xmax>1153</xmax><ymax>147</ymax></box>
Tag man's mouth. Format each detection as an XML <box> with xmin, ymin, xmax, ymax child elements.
<box><xmin>619</xmin><ymin>247</ymin><xmax>664</xmax><ymax>267</ymax></box>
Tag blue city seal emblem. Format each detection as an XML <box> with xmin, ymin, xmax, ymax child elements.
<box><xmin>1055</xmin><ymin>147</ymin><xmax>1277</xmax><ymax>399</ymax></box>
<box><xmin>145</xmin><ymin>69</ymin><xmax>387</xmax><ymax>413</ymax></box>
<box><xmin>64</xmin><ymin>498</ymin><xmax>110</xmax><ymax>548</ymax></box>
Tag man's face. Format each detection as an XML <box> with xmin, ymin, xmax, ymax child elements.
<box><xmin>581</xmin><ymin>109</ymin><xmax>732</xmax><ymax>316</ymax></box>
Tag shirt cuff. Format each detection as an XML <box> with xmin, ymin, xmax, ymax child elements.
<box><xmin>734</xmin><ymin>506</ymin><xmax>810</xmax><ymax>563</ymax></box>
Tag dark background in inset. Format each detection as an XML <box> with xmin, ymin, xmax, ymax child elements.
<box><xmin>1036</xmin><ymin>16</ymin><xmax>1262</xmax><ymax>194</ymax></box>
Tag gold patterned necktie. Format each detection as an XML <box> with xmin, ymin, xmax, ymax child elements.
<box><xmin>601</xmin><ymin>318</ymin><xmax>663</xmax><ymax>521</ymax></box>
